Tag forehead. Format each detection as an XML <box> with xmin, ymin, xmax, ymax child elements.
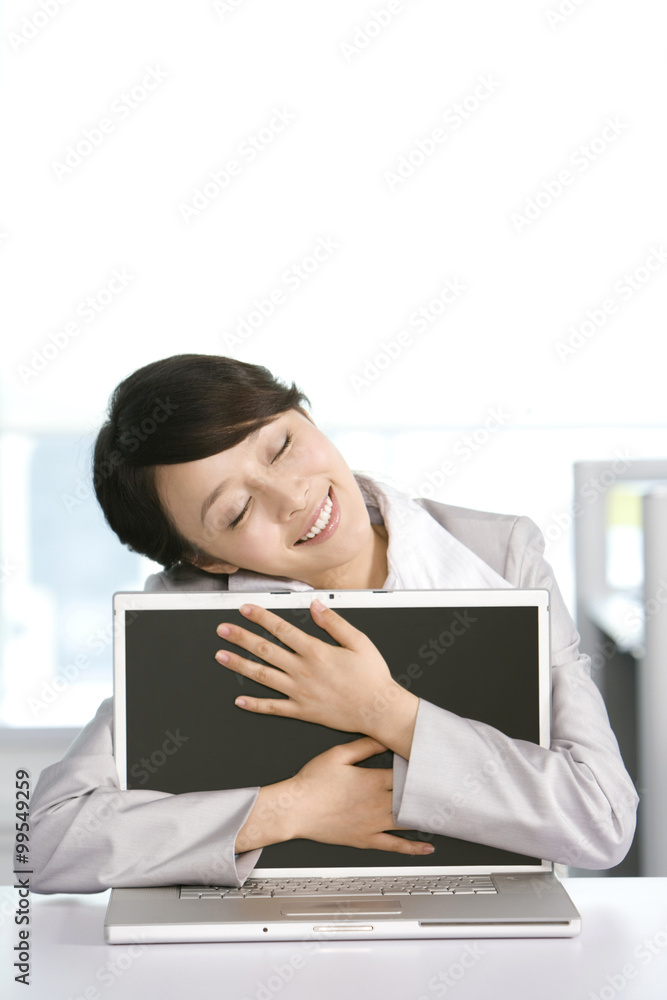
<box><xmin>153</xmin><ymin>410</ymin><xmax>313</xmax><ymax>499</ymax></box>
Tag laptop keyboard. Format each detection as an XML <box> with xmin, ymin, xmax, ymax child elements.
<box><xmin>180</xmin><ymin>875</ymin><xmax>497</xmax><ymax>899</ymax></box>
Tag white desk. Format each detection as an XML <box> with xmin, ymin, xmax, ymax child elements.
<box><xmin>2</xmin><ymin>879</ymin><xmax>666</xmax><ymax>1000</ymax></box>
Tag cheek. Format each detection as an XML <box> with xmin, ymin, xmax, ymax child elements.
<box><xmin>300</xmin><ymin>432</ymin><xmax>342</xmax><ymax>469</ymax></box>
<box><xmin>232</xmin><ymin>524</ymin><xmax>285</xmax><ymax>561</ymax></box>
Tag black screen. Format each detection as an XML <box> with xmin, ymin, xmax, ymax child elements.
<box><xmin>123</xmin><ymin>604</ymin><xmax>540</xmax><ymax>867</ymax></box>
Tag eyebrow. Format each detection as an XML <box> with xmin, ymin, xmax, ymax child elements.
<box><xmin>198</xmin><ymin>424</ymin><xmax>268</xmax><ymax>524</ymax></box>
<box><xmin>200</xmin><ymin>479</ymin><xmax>231</xmax><ymax>524</ymax></box>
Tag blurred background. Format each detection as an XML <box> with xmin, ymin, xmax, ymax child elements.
<box><xmin>0</xmin><ymin>0</ymin><xmax>665</xmax><ymax>881</ymax></box>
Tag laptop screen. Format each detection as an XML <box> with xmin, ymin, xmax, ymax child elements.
<box><xmin>116</xmin><ymin>592</ymin><xmax>548</xmax><ymax>870</ymax></box>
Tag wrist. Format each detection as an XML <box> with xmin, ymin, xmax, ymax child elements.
<box><xmin>235</xmin><ymin>776</ymin><xmax>300</xmax><ymax>854</ymax></box>
<box><xmin>360</xmin><ymin>683</ymin><xmax>419</xmax><ymax>759</ymax></box>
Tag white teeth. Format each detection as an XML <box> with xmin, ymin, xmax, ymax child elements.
<box><xmin>299</xmin><ymin>495</ymin><xmax>332</xmax><ymax>542</ymax></box>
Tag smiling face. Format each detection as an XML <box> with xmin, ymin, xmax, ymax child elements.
<box><xmin>154</xmin><ymin>409</ymin><xmax>387</xmax><ymax>590</ymax></box>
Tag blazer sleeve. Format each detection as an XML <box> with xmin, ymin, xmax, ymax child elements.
<box><xmin>392</xmin><ymin>515</ymin><xmax>639</xmax><ymax>869</ymax></box>
<box><xmin>29</xmin><ymin>697</ymin><xmax>262</xmax><ymax>894</ymax></box>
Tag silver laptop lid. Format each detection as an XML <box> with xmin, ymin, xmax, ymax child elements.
<box><xmin>113</xmin><ymin>588</ymin><xmax>551</xmax><ymax>876</ymax></box>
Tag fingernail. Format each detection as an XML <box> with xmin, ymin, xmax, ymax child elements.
<box><xmin>216</xmin><ymin>651</ymin><xmax>229</xmax><ymax>664</ymax></box>
<box><xmin>235</xmin><ymin>697</ymin><xmax>247</xmax><ymax>708</ymax></box>
<box><xmin>312</xmin><ymin>598</ymin><xmax>326</xmax><ymax>612</ymax></box>
<box><xmin>217</xmin><ymin>624</ymin><xmax>231</xmax><ymax>637</ymax></box>
<box><xmin>240</xmin><ymin>605</ymin><xmax>252</xmax><ymax>615</ymax></box>
<box><xmin>422</xmin><ymin>844</ymin><xmax>435</xmax><ymax>854</ymax></box>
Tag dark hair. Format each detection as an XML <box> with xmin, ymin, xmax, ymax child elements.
<box><xmin>93</xmin><ymin>354</ymin><xmax>310</xmax><ymax>568</ymax></box>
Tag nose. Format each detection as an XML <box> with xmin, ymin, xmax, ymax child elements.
<box><xmin>264</xmin><ymin>475</ymin><xmax>309</xmax><ymax>522</ymax></box>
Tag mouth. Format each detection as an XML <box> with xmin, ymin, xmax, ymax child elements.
<box><xmin>294</xmin><ymin>487</ymin><xmax>340</xmax><ymax>546</ymax></box>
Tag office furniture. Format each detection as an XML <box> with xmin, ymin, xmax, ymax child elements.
<box><xmin>574</xmin><ymin>460</ymin><xmax>667</xmax><ymax>877</ymax></box>
<box><xmin>3</xmin><ymin>879</ymin><xmax>666</xmax><ymax>1000</ymax></box>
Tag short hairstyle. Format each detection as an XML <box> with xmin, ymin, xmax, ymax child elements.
<box><xmin>93</xmin><ymin>354</ymin><xmax>310</xmax><ymax>568</ymax></box>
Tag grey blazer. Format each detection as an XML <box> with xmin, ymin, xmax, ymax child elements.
<box><xmin>29</xmin><ymin>499</ymin><xmax>638</xmax><ymax>893</ymax></box>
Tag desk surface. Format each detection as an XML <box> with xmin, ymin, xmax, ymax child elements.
<box><xmin>3</xmin><ymin>878</ymin><xmax>666</xmax><ymax>1000</ymax></box>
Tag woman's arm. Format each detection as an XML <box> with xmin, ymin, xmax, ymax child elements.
<box><xmin>30</xmin><ymin>701</ymin><xmax>431</xmax><ymax>895</ymax></box>
<box><xmin>393</xmin><ymin>516</ymin><xmax>639</xmax><ymax>869</ymax></box>
<box><xmin>215</xmin><ymin>601</ymin><xmax>420</xmax><ymax>758</ymax></box>
<box><xmin>30</xmin><ymin>698</ymin><xmax>261</xmax><ymax>893</ymax></box>
<box><xmin>235</xmin><ymin>737</ymin><xmax>433</xmax><ymax>856</ymax></box>
<box><xmin>215</xmin><ymin>519</ymin><xmax>639</xmax><ymax>869</ymax></box>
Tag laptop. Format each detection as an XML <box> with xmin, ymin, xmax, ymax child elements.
<box><xmin>105</xmin><ymin>588</ymin><xmax>581</xmax><ymax>942</ymax></box>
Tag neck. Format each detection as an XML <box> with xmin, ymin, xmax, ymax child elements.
<box><xmin>304</xmin><ymin>523</ymin><xmax>388</xmax><ymax>591</ymax></box>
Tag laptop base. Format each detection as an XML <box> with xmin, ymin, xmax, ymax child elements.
<box><xmin>104</xmin><ymin>875</ymin><xmax>581</xmax><ymax>943</ymax></box>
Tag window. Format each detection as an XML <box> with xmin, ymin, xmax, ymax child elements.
<box><xmin>0</xmin><ymin>432</ymin><xmax>158</xmax><ymax>727</ymax></box>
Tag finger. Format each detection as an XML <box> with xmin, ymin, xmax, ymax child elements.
<box><xmin>370</xmin><ymin>832</ymin><xmax>436</xmax><ymax>856</ymax></box>
<box><xmin>309</xmin><ymin>599</ymin><xmax>367</xmax><ymax>651</ymax></box>
<box><xmin>216</xmin><ymin>620</ymin><xmax>294</xmax><ymax>670</ymax></box>
<box><xmin>234</xmin><ymin>694</ymin><xmax>299</xmax><ymax>718</ymax></box>
<box><xmin>331</xmin><ymin>736</ymin><xmax>388</xmax><ymax>764</ymax></box>
<box><xmin>215</xmin><ymin>648</ymin><xmax>292</xmax><ymax>696</ymax></box>
<box><xmin>235</xmin><ymin>604</ymin><xmax>313</xmax><ymax>655</ymax></box>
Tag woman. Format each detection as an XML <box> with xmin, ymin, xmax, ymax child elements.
<box><xmin>30</xmin><ymin>354</ymin><xmax>638</xmax><ymax>893</ymax></box>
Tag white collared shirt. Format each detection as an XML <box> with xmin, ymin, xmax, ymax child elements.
<box><xmin>228</xmin><ymin>473</ymin><xmax>511</xmax><ymax>594</ymax></box>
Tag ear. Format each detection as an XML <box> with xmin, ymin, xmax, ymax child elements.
<box><xmin>185</xmin><ymin>557</ymin><xmax>240</xmax><ymax>575</ymax></box>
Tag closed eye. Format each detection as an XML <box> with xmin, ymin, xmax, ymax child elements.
<box><xmin>229</xmin><ymin>433</ymin><xmax>293</xmax><ymax>529</ymax></box>
<box><xmin>271</xmin><ymin>432</ymin><xmax>293</xmax><ymax>464</ymax></box>
<box><xmin>229</xmin><ymin>500</ymin><xmax>250</xmax><ymax>529</ymax></box>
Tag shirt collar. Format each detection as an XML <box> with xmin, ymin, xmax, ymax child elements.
<box><xmin>229</xmin><ymin>473</ymin><xmax>510</xmax><ymax>593</ymax></box>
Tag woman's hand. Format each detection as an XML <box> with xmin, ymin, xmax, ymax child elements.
<box><xmin>235</xmin><ymin>737</ymin><xmax>434</xmax><ymax>856</ymax></box>
<box><xmin>215</xmin><ymin>600</ymin><xmax>419</xmax><ymax>758</ymax></box>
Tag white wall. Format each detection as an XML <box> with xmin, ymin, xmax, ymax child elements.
<box><xmin>0</xmin><ymin>0</ymin><xmax>665</xmax><ymax>877</ymax></box>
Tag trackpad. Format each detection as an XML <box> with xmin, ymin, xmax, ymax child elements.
<box><xmin>281</xmin><ymin>899</ymin><xmax>402</xmax><ymax>917</ymax></box>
